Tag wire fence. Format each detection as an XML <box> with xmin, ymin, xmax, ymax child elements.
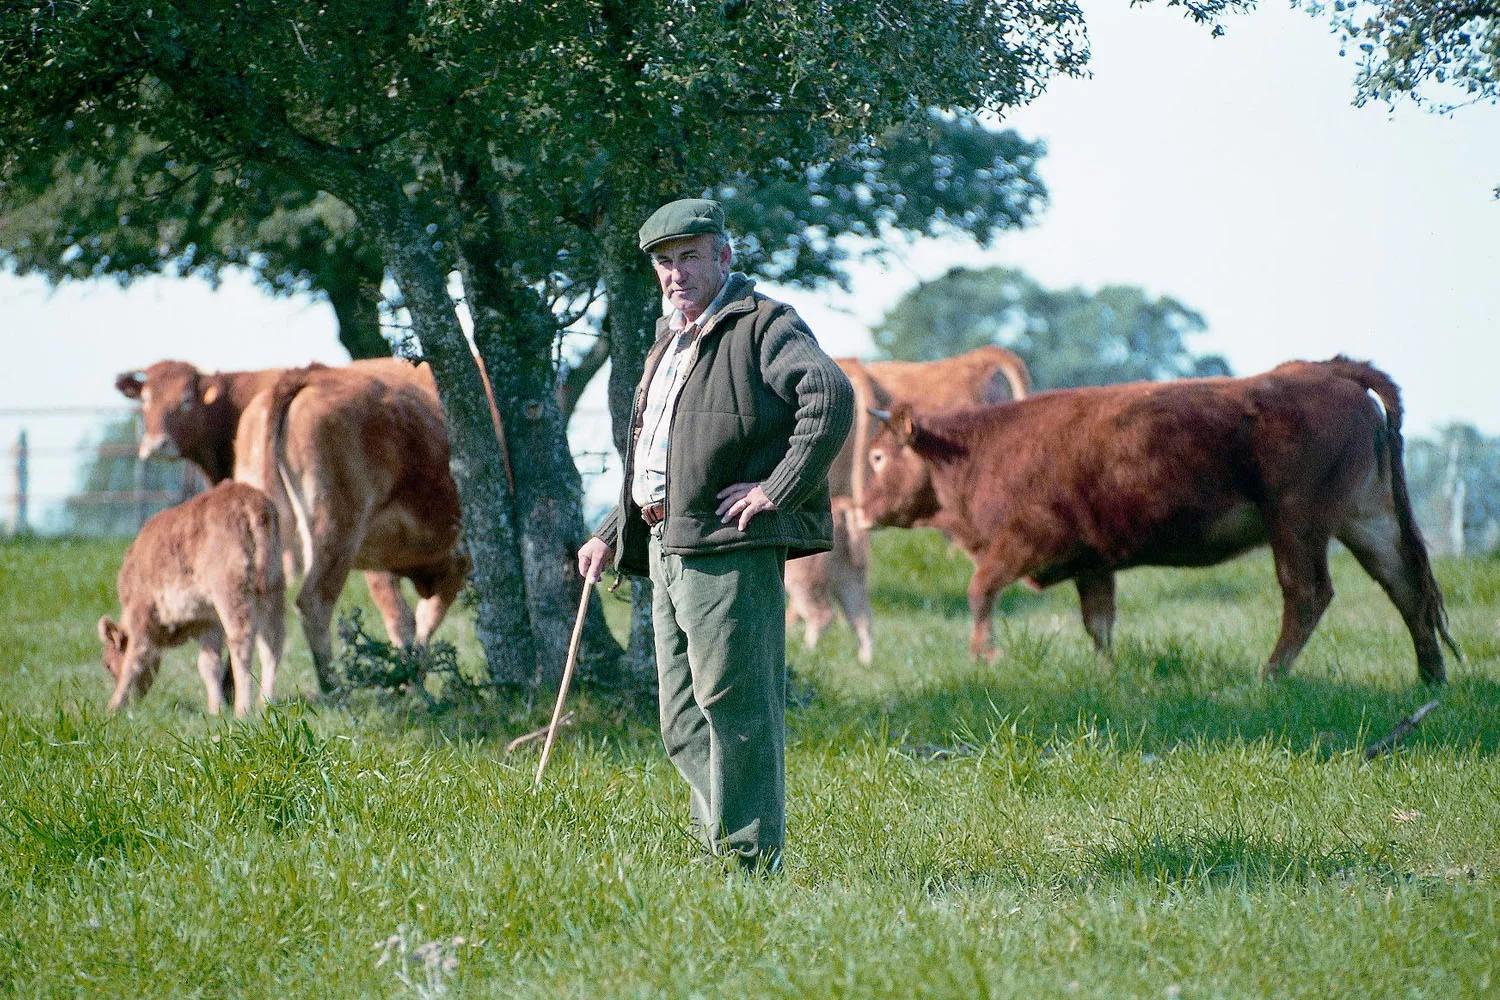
<box><xmin>2</xmin><ymin>404</ymin><xmax>622</xmax><ymax>538</ymax></box>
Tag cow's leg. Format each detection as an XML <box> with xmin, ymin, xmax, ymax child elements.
<box><xmin>296</xmin><ymin>547</ymin><xmax>358</xmax><ymax>694</ymax></box>
<box><xmin>1075</xmin><ymin>570</ymin><xmax>1116</xmax><ymax>654</ymax></box>
<box><xmin>254</xmin><ymin>596</ymin><xmax>286</xmax><ymax>706</ymax></box>
<box><xmin>222</xmin><ymin>625</ymin><xmax>258</xmax><ymax>717</ymax></box>
<box><xmin>412</xmin><ymin>558</ymin><xmax>468</xmax><ymax>645</ymax></box>
<box><xmin>1262</xmin><ymin>522</ymin><xmax>1335</xmax><ymax>681</ymax></box>
<box><xmin>832</xmin><ymin>565</ymin><xmax>874</xmax><ymax>665</ymax></box>
<box><xmin>195</xmin><ymin>626</ymin><xmax>227</xmax><ymax>716</ymax></box>
<box><xmin>967</xmin><ymin>559</ymin><xmax>1019</xmax><ymax>662</ymax></box>
<box><xmin>1337</xmin><ymin>512</ymin><xmax>1446</xmax><ymax>684</ymax></box>
<box><xmin>365</xmin><ymin>571</ymin><xmax>416</xmax><ymax>647</ymax></box>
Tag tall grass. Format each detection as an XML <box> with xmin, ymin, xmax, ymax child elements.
<box><xmin>1</xmin><ymin>533</ymin><xmax>1497</xmax><ymax>998</ymax></box>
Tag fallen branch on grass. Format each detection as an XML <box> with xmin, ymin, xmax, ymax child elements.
<box><xmin>504</xmin><ymin>712</ymin><xmax>575</xmax><ymax>754</ymax></box>
<box><xmin>1364</xmin><ymin>700</ymin><xmax>1440</xmax><ymax>761</ymax></box>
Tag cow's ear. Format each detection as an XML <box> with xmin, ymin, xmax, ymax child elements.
<box><xmin>98</xmin><ymin>617</ymin><xmax>123</xmax><ymax>650</ymax></box>
<box><xmin>891</xmin><ymin>406</ymin><xmax>917</xmax><ymax>446</ymax></box>
<box><xmin>201</xmin><ymin>382</ymin><xmax>220</xmax><ymax>406</ymax></box>
<box><xmin>115</xmin><ymin>372</ymin><xmax>146</xmax><ymax>399</ymax></box>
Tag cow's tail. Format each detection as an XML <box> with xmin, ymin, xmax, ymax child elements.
<box><xmin>262</xmin><ymin>364</ymin><xmax>326</xmax><ymax>579</ymax></box>
<box><xmin>1323</xmin><ymin>356</ymin><xmax>1460</xmax><ymax>660</ymax></box>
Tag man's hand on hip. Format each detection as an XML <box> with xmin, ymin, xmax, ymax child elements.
<box><xmin>716</xmin><ymin>482</ymin><xmax>778</xmax><ymax>532</ymax></box>
<box><xmin>577</xmin><ymin>537</ymin><xmax>614</xmax><ymax>582</ymax></box>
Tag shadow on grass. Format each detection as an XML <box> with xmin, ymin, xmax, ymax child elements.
<box><xmin>794</xmin><ymin>661</ymin><xmax>1500</xmax><ymax>759</ymax></box>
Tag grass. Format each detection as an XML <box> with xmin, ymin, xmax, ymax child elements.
<box><xmin>2</xmin><ymin>531</ymin><xmax>1499</xmax><ymax>998</ymax></box>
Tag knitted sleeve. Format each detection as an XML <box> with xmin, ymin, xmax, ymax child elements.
<box><xmin>757</xmin><ymin>308</ymin><xmax>855</xmax><ymax>510</ymax></box>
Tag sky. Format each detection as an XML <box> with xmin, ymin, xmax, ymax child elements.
<box><xmin>3</xmin><ymin>0</ymin><xmax>1498</xmax><ymax>525</ymax></box>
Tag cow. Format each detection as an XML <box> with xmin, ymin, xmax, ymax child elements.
<box><xmin>233</xmin><ymin>363</ymin><xmax>470</xmax><ymax>693</ymax></box>
<box><xmin>858</xmin><ymin>357</ymin><xmax>1458</xmax><ymax>684</ymax></box>
<box><xmin>97</xmin><ymin>481</ymin><xmax>285</xmax><ymax>715</ymax></box>
<box><xmin>785</xmin><ymin>346</ymin><xmax>1030</xmax><ymax>663</ymax></box>
<box><xmin>114</xmin><ymin>359</ymin><xmax>462</xmax><ymax>670</ymax></box>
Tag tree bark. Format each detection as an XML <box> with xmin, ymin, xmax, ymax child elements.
<box><xmin>599</xmin><ymin>226</ymin><xmax>663</xmax><ymax>690</ymax></box>
<box><xmin>456</xmin><ymin>227</ymin><xmax>629</xmax><ymax>691</ymax></box>
<box><xmin>323</xmin><ymin>244</ymin><xmax>390</xmax><ymax>360</ymax></box>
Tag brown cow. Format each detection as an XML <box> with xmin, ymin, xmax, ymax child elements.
<box><xmin>785</xmin><ymin>346</ymin><xmax>1030</xmax><ymax>663</ymax></box>
<box><xmin>98</xmin><ymin>481</ymin><xmax>285</xmax><ymax>715</ymax></box>
<box><xmin>859</xmin><ymin>357</ymin><xmax>1458</xmax><ymax>684</ymax></box>
<box><xmin>114</xmin><ymin>359</ymin><xmax>457</xmax><ymax>663</ymax></box>
<box><xmin>233</xmin><ymin>363</ymin><xmax>469</xmax><ymax>692</ymax></box>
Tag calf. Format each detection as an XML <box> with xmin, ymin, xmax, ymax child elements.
<box><xmin>859</xmin><ymin>357</ymin><xmax>1458</xmax><ymax>683</ymax></box>
<box><xmin>786</xmin><ymin>346</ymin><xmax>1030</xmax><ymax>663</ymax></box>
<box><xmin>97</xmin><ymin>482</ymin><xmax>285</xmax><ymax>715</ymax></box>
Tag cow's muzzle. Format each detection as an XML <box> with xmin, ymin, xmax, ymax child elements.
<box><xmin>137</xmin><ymin>433</ymin><xmax>179</xmax><ymax>461</ymax></box>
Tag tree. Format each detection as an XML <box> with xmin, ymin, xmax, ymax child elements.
<box><xmin>1406</xmin><ymin>423</ymin><xmax>1500</xmax><ymax>556</ymax></box>
<box><xmin>0</xmin><ymin>0</ymin><xmax>1090</xmax><ymax>692</ymax></box>
<box><xmin>1297</xmin><ymin>1</ymin><xmax>1500</xmax><ymax>111</ymax></box>
<box><xmin>874</xmin><ymin>265</ymin><xmax>1231</xmax><ymax>388</ymax></box>
<box><xmin>0</xmin><ymin>132</ymin><xmax>391</xmax><ymax>360</ymax></box>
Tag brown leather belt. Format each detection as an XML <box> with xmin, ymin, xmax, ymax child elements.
<box><xmin>640</xmin><ymin>501</ymin><xmax>666</xmax><ymax>527</ymax></box>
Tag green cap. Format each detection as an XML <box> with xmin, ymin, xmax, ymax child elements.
<box><xmin>638</xmin><ymin>198</ymin><xmax>728</xmax><ymax>252</ymax></box>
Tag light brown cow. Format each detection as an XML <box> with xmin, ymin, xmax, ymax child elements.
<box><xmin>114</xmin><ymin>359</ymin><xmax>460</xmax><ymax>663</ymax></box>
<box><xmin>859</xmin><ymin>357</ymin><xmax>1458</xmax><ymax>684</ymax></box>
<box><xmin>98</xmin><ymin>481</ymin><xmax>285</xmax><ymax>715</ymax></box>
<box><xmin>785</xmin><ymin>346</ymin><xmax>1030</xmax><ymax>663</ymax></box>
<box><xmin>233</xmin><ymin>363</ymin><xmax>470</xmax><ymax>692</ymax></box>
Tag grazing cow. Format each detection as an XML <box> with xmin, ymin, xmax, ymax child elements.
<box><xmin>98</xmin><ymin>482</ymin><xmax>285</xmax><ymax>715</ymax></box>
<box><xmin>858</xmin><ymin>357</ymin><xmax>1458</xmax><ymax>684</ymax></box>
<box><xmin>114</xmin><ymin>359</ymin><xmax>460</xmax><ymax>662</ymax></box>
<box><xmin>234</xmin><ymin>363</ymin><xmax>470</xmax><ymax>693</ymax></box>
<box><xmin>785</xmin><ymin>346</ymin><xmax>1030</xmax><ymax>663</ymax></box>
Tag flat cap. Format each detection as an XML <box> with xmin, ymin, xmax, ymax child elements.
<box><xmin>638</xmin><ymin>198</ymin><xmax>728</xmax><ymax>252</ymax></box>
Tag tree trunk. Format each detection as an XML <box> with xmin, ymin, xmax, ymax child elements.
<box><xmin>599</xmin><ymin>227</ymin><xmax>662</xmax><ymax>690</ymax></box>
<box><xmin>324</xmin><ymin>244</ymin><xmax>390</xmax><ymax>360</ymax></box>
<box><xmin>457</xmin><ymin>231</ymin><xmax>629</xmax><ymax>691</ymax></box>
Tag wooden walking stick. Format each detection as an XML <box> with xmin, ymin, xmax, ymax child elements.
<box><xmin>535</xmin><ymin>577</ymin><xmax>594</xmax><ymax>787</ymax></box>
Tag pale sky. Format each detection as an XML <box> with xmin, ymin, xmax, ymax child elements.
<box><xmin>3</xmin><ymin>1</ymin><xmax>1498</xmax><ymax>523</ymax></box>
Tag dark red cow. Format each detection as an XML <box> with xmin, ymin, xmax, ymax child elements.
<box><xmin>858</xmin><ymin>358</ymin><xmax>1457</xmax><ymax>683</ymax></box>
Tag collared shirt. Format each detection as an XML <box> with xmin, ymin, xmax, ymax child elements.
<box><xmin>631</xmin><ymin>273</ymin><xmax>740</xmax><ymax>509</ymax></box>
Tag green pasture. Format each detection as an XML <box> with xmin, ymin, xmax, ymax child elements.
<box><xmin>2</xmin><ymin>533</ymin><xmax>1498</xmax><ymax>998</ymax></box>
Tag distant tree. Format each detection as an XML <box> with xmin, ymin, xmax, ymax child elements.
<box><xmin>874</xmin><ymin>265</ymin><xmax>1230</xmax><ymax>389</ymax></box>
<box><xmin>1406</xmin><ymin>423</ymin><xmax>1500</xmax><ymax>556</ymax></box>
<box><xmin>61</xmin><ymin>418</ymin><xmax>201</xmax><ymax>537</ymax></box>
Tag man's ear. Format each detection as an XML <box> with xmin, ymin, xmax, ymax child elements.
<box><xmin>115</xmin><ymin>372</ymin><xmax>146</xmax><ymax>399</ymax></box>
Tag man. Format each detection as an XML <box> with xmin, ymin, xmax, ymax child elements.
<box><xmin>578</xmin><ymin>198</ymin><xmax>853</xmax><ymax>872</ymax></box>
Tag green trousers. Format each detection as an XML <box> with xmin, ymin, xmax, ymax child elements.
<box><xmin>648</xmin><ymin>531</ymin><xmax>787</xmax><ymax>868</ymax></box>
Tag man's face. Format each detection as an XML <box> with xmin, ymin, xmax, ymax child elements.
<box><xmin>651</xmin><ymin>234</ymin><xmax>731</xmax><ymax>320</ymax></box>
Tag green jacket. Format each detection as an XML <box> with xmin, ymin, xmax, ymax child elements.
<box><xmin>595</xmin><ymin>273</ymin><xmax>854</xmax><ymax>577</ymax></box>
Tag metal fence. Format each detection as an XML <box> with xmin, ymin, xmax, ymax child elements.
<box><xmin>1</xmin><ymin>406</ymin><xmax>207</xmax><ymax>536</ymax></box>
<box><xmin>3</xmin><ymin>404</ymin><xmax>621</xmax><ymax>537</ymax></box>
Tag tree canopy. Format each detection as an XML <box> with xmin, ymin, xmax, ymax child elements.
<box><xmin>874</xmin><ymin>265</ymin><xmax>1231</xmax><ymax>389</ymax></box>
<box><xmin>0</xmin><ymin>1</ymin><xmax>1089</xmax><ymax>689</ymax></box>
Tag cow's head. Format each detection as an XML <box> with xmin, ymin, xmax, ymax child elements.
<box><xmin>96</xmin><ymin>617</ymin><xmax>162</xmax><ymax>710</ymax></box>
<box><xmin>115</xmin><ymin>361</ymin><xmax>222</xmax><ymax>463</ymax></box>
<box><xmin>859</xmin><ymin>403</ymin><xmax>946</xmax><ymax>530</ymax></box>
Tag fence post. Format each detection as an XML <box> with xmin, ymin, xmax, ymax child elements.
<box><xmin>11</xmin><ymin>429</ymin><xmax>28</xmax><ymax>535</ymax></box>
